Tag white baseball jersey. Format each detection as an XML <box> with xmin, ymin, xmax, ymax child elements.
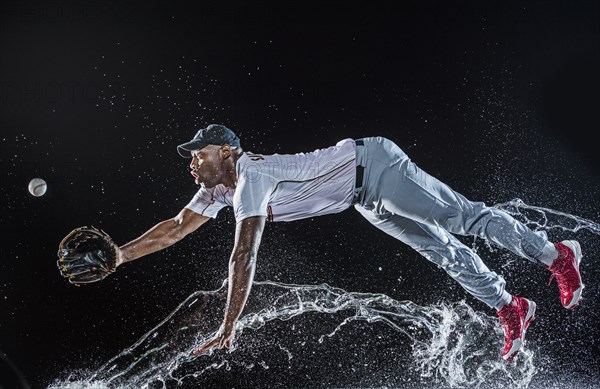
<box><xmin>185</xmin><ymin>138</ymin><xmax>357</xmax><ymax>222</ymax></box>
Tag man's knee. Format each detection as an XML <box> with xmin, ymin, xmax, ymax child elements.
<box><xmin>451</xmin><ymin>202</ymin><xmax>493</xmax><ymax>236</ymax></box>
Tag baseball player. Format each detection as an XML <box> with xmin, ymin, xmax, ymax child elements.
<box><xmin>60</xmin><ymin>124</ymin><xmax>584</xmax><ymax>362</ymax></box>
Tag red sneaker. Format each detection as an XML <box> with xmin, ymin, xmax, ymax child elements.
<box><xmin>548</xmin><ymin>241</ymin><xmax>584</xmax><ymax>309</ymax></box>
<box><xmin>497</xmin><ymin>296</ymin><xmax>536</xmax><ymax>361</ymax></box>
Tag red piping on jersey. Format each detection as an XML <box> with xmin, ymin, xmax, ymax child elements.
<box><xmin>200</xmin><ymin>187</ymin><xmax>230</xmax><ymax>217</ymax></box>
<box><xmin>199</xmin><ymin>187</ymin><xmax>217</xmax><ymax>217</ymax></box>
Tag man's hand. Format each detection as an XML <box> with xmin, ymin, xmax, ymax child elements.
<box><xmin>192</xmin><ymin>322</ymin><xmax>236</xmax><ymax>355</ymax></box>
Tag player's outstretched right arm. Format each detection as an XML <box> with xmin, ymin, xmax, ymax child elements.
<box><xmin>117</xmin><ymin>208</ymin><xmax>210</xmax><ymax>267</ymax></box>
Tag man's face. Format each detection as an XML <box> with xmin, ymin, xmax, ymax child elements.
<box><xmin>189</xmin><ymin>145</ymin><xmax>225</xmax><ymax>188</ymax></box>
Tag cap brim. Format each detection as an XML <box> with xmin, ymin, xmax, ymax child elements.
<box><xmin>176</xmin><ymin>140</ymin><xmax>209</xmax><ymax>158</ymax></box>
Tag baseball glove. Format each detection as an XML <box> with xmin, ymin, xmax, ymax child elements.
<box><xmin>56</xmin><ymin>225</ymin><xmax>118</xmax><ymax>286</ymax></box>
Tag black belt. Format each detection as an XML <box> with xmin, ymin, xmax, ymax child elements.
<box><xmin>355</xmin><ymin>139</ymin><xmax>364</xmax><ymax>189</ymax></box>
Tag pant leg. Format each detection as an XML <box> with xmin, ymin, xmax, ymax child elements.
<box><xmin>354</xmin><ymin>204</ymin><xmax>512</xmax><ymax>309</ymax></box>
<box><xmin>355</xmin><ymin>136</ymin><xmax>549</xmax><ymax>264</ymax></box>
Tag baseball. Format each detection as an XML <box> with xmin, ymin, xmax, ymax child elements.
<box><xmin>28</xmin><ymin>178</ymin><xmax>47</xmax><ymax>197</ymax></box>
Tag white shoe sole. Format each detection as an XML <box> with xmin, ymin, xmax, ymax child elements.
<box><xmin>561</xmin><ymin>240</ymin><xmax>584</xmax><ymax>309</ymax></box>
<box><xmin>503</xmin><ymin>339</ymin><xmax>523</xmax><ymax>361</ymax></box>
<box><xmin>523</xmin><ymin>299</ymin><xmax>536</xmax><ymax>333</ymax></box>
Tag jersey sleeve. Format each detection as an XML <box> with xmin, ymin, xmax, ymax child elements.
<box><xmin>233</xmin><ymin>156</ymin><xmax>274</xmax><ymax>222</ymax></box>
<box><xmin>185</xmin><ymin>185</ymin><xmax>231</xmax><ymax>219</ymax></box>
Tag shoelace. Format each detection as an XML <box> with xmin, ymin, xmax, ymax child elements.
<box><xmin>547</xmin><ymin>251</ymin><xmax>572</xmax><ymax>288</ymax></box>
<box><xmin>498</xmin><ymin>308</ymin><xmax>520</xmax><ymax>338</ymax></box>
<box><xmin>548</xmin><ymin>270</ymin><xmax>559</xmax><ymax>286</ymax></box>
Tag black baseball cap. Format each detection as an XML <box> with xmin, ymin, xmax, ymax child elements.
<box><xmin>177</xmin><ymin>124</ymin><xmax>241</xmax><ymax>158</ymax></box>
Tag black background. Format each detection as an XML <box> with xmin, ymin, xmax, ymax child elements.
<box><xmin>1</xmin><ymin>1</ymin><xmax>599</xmax><ymax>388</ymax></box>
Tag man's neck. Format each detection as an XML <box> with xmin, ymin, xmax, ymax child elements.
<box><xmin>223</xmin><ymin>150</ymin><xmax>243</xmax><ymax>188</ymax></box>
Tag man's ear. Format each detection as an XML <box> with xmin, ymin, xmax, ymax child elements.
<box><xmin>220</xmin><ymin>145</ymin><xmax>232</xmax><ymax>159</ymax></box>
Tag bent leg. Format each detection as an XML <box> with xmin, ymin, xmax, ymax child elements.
<box><xmin>359</xmin><ymin>137</ymin><xmax>552</xmax><ymax>264</ymax></box>
<box><xmin>354</xmin><ymin>204</ymin><xmax>512</xmax><ymax>309</ymax></box>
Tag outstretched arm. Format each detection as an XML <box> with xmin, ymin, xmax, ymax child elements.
<box><xmin>192</xmin><ymin>215</ymin><xmax>266</xmax><ymax>354</ymax></box>
<box><xmin>117</xmin><ymin>208</ymin><xmax>210</xmax><ymax>266</ymax></box>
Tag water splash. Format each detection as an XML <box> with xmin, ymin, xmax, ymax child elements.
<box><xmin>494</xmin><ymin>198</ymin><xmax>599</xmax><ymax>235</ymax></box>
<box><xmin>47</xmin><ymin>282</ymin><xmax>534</xmax><ymax>389</ymax></box>
<box><xmin>48</xmin><ymin>199</ymin><xmax>600</xmax><ymax>389</ymax></box>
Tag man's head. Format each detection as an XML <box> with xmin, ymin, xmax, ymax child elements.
<box><xmin>177</xmin><ymin>124</ymin><xmax>243</xmax><ymax>188</ymax></box>
<box><xmin>177</xmin><ymin>124</ymin><xmax>241</xmax><ymax>157</ymax></box>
